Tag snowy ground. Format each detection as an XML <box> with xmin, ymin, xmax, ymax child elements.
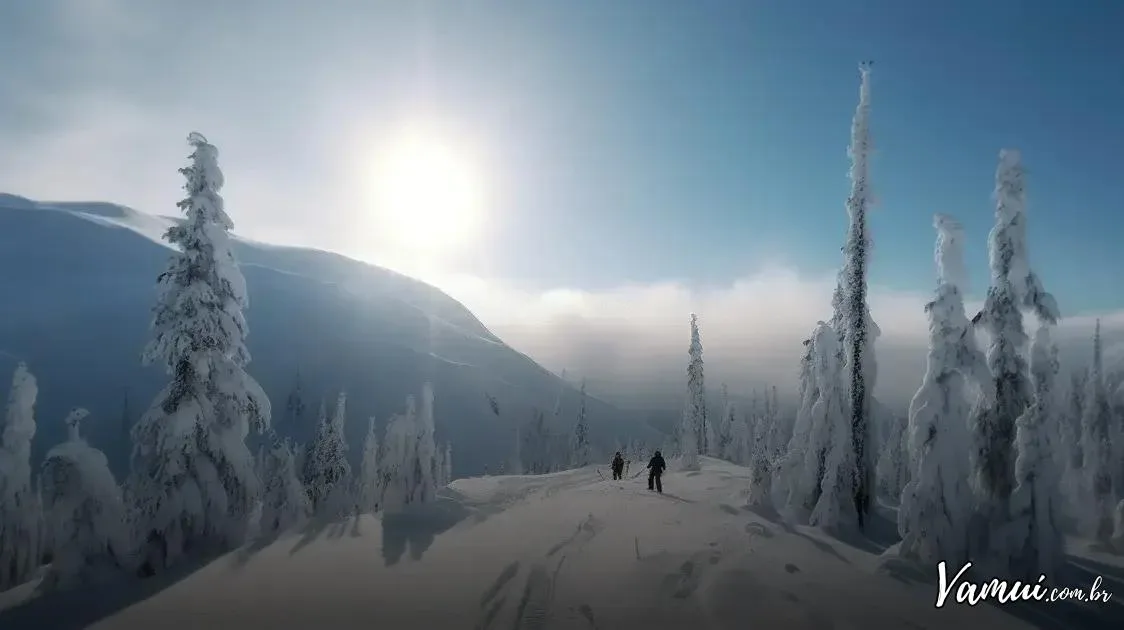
<box><xmin>2</xmin><ymin>458</ymin><xmax>1121</xmax><ymax>629</ymax></box>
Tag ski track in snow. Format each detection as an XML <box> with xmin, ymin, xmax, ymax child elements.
<box><xmin>2</xmin><ymin>458</ymin><xmax>1121</xmax><ymax>630</ymax></box>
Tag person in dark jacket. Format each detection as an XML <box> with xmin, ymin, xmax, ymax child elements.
<box><xmin>647</xmin><ymin>451</ymin><xmax>666</xmax><ymax>493</ymax></box>
<box><xmin>611</xmin><ymin>452</ymin><xmax>625</xmax><ymax>480</ymax></box>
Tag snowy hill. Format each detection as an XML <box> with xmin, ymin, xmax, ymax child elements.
<box><xmin>1</xmin><ymin>458</ymin><xmax>1119</xmax><ymax>629</ymax></box>
<box><xmin>0</xmin><ymin>194</ymin><xmax>659</xmax><ymax>476</ymax></box>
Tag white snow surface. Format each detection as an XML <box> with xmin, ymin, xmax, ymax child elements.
<box><xmin>5</xmin><ymin>459</ymin><xmax>1104</xmax><ymax>629</ymax></box>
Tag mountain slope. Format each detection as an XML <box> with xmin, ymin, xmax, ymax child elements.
<box><xmin>0</xmin><ymin>194</ymin><xmax>659</xmax><ymax>476</ymax></box>
<box><xmin>5</xmin><ymin>459</ymin><xmax>1118</xmax><ymax>629</ymax></box>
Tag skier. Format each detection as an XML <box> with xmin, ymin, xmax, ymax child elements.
<box><xmin>647</xmin><ymin>450</ymin><xmax>666</xmax><ymax>493</ymax></box>
<box><xmin>611</xmin><ymin>451</ymin><xmax>625</xmax><ymax>480</ymax></box>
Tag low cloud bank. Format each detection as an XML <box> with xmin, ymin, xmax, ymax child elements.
<box><xmin>434</xmin><ymin>266</ymin><xmax>1124</xmax><ymax>411</ymax></box>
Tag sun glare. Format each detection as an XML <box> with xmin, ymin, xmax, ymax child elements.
<box><xmin>369</xmin><ymin>129</ymin><xmax>484</xmax><ymax>255</ymax></box>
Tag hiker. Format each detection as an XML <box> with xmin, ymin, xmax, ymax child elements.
<box><xmin>647</xmin><ymin>450</ymin><xmax>666</xmax><ymax>493</ymax></box>
<box><xmin>611</xmin><ymin>451</ymin><xmax>625</xmax><ymax>480</ymax></box>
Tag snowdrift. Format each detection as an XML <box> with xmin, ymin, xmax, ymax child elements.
<box><xmin>6</xmin><ymin>458</ymin><xmax>1120</xmax><ymax>629</ymax></box>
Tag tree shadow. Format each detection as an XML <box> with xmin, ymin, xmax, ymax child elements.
<box><xmin>0</xmin><ymin>555</ymin><xmax>213</xmax><ymax>630</ymax></box>
<box><xmin>287</xmin><ymin>515</ymin><xmax>339</xmax><ymax>556</ymax></box>
<box><xmin>835</xmin><ymin>509</ymin><xmax>900</xmax><ymax>554</ymax></box>
<box><xmin>381</xmin><ymin>497</ymin><xmax>472</xmax><ymax>567</ymax></box>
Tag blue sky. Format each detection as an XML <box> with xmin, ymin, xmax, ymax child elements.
<box><xmin>1</xmin><ymin>0</ymin><xmax>1121</xmax><ymax>320</ymax></box>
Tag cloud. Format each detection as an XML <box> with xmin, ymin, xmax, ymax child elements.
<box><xmin>430</xmin><ymin>266</ymin><xmax>1124</xmax><ymax>411</ymax></box>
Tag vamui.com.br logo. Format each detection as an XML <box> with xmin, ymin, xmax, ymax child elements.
<box><xmin>934</xmin><ymin>562</ymin><xmax>1114</xmax><ymax>608</ymax></box>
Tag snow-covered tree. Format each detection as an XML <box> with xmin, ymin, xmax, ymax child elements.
<box><xmin>746</xmin><ymin>411</ymin><xmax>773</xmax><ymax>508</ymax></box>
<box><xmin>283</xmin><ymin>371</ymin><xmax>306</xmax><ymax>438</ymax></box>
<box><xmin>679</xmin><ymin>313</ymin><xmax>707</xmax><ymax>469</ymax></box>
<box><xmin>380</xmin><ymin>385</ymin><xmax>440</xmax><ymax>511</ymax></box>
<box><xmin>357</xmin><ymin>417</ymin><xmax>380</xmax><ymax>512</ymax></box>
<box><xmin>1059</xmin><ymin>368</ymin><xmax>1087</xmax><ymax>505</ymax></box>
<box><xmin>1081</xmin><ymin>320</ymin><xmax>1116</xmax><ymax>542</ymax></box>
<box><xmin>968</xmin><ymin>149</ymin><xmax>1059</xmax><ymax>571</ymax></box>
<box><xmin>129</xmin><ymin>133</ymin><xmax>270</xmax><ymax>573</ymax></box>
<box><xmin>715</xmin><ymin>384</ymin><xmax>737</xmax><ymax>462</ymax></box>
<box><xmin>40</xmin><ymin>408</ymin><xmax>130</xmax><ymax>589</ymax></box>
<box><xmin>896</xmin><ymin>214</ymin><xmax>983</xmax><ymax>567</ymax></box>
<box><xmin>442</xmin><ymin>442</ymin><xmax>453</xmax><ymax>486</ymax></box>
<box><xmin>779</xmin><ymin>333</ymin><xmax>823</xmax><ymax>516</ymax></box>
<box><xmin>570</xmin><ymin>381</ymin><xmax>592</xmax><ymax>468</ymax></box>
<box><xmin>876</xmin><ymin>412</ymin><xmax>908</xmax><ymax>501</ymax></box>
<box><xmin>523</xmin><ymin>409</ymin><xmax>552</xmax><ymax>474</ymax></box>
<box><xmin>258</xmin><ymin>432</ymin><xmax>309</xmax><ymax>536</ymax></box>
<box><xmin>1008</xmin><ymin>324</ymin><xmax>1065</xmax><ymax>576</ymax></box>
<box><xmin>411</xmin><ymin>383</ymin><xmax>439</xmax><ymax>504</ymax></box>
<box><xmin>0</xmin><ymin>363</ymin><xmax>42</xmax><ymax>591</ymax></box>
<box><xmin>303</xmin><ymin>394</ymin><xmax>352</xmax><ymax>517</ymax></box>
<box><xmin>830</xmin><ymin>64</ymin><xmax>881</xmax><ymax>529</ymax></box>
<box><xmin>804</xmin><ymin>324</ymin><xmax>857</xmax><ymax>530</ymax></box>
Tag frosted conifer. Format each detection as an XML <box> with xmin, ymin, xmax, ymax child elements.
<box><xmin>0</xmin><ymin>363</ymin><xmax>43</xmax><ymax>591</ymax></box>
<box><xmin>129</xmin><ymin>133</ymin><xmax>270</xmax><ymax>573</ymax></box>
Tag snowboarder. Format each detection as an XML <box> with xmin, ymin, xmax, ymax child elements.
<box><xmin>647</xmin><ymin>450</ymin><xmax>666</xmax><ymax>493</ymax></box>
<box><xmin>611</xmin><ymin>451</ymin><xmax>625</xmax><ymax>480</ymax></box>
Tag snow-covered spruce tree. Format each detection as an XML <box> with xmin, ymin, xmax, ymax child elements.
<box><xmin>968</xmin><ymin>149</ymin><xmax>1059</xmax><ymax>571</ymax></box>
<box><xmin>442</xmin><ymin>442</ymin><xmax>453</xmax><ymax>486</ymax></box>
<box><xmin>571</xmin><ymin>380</ymin><xmax>592</xmax><ymax>468</ymax></box>
<box><xmin>524</xmin><ymin>409</ymin><xmax>551</xmax><ymax>474</ymax></box>
<box><xmin>409</xmin><ymin>383</ymin><xmax>439</xmax><ymax>505</ymax></box>
<box><xmin>1059</xmin><ymin>368</ymin><xmax>1087</xmax><ymax>510</ymax></box>
<box><xmin>778</xmin><ymin>334</ymin><xmax>822</xmax><ymax>517</ymax></box>
<box><xmin>828</xmin><ymin>64</ymin><xmax>881</xmax><ymax>529</ymax></box>
<box><xmin>804</xmin><ymin>323</ymin><xmax>857</xmax><ymax>530</ymax></box>
<box><xmin>282</xmin><ymin>371</ymin><xmax>306</xmax><ymax>439</ymax></box>
<box><xmin>896</xmin><ymin>214</ymin><xmax>983</xmax><ymax>567</ymax></box>
<box><xmin>41</xmin><ymin>409</ymin><xmax>131</xmax><ymax>589</ymax></box>
<box><xmin>129</xmin><ymin>133</ymin><xmax>270</xmax><ymax>573</ymax></box>
<box><xmin>875</xmin><ymin>412</ymin><xmax>908</xmax><ymax>502</ymax></box>
<box><xmin>1081</xmin><ymin>320</ymin><xmax>1116</xmax><ymax>542</ymax></box>
<box><xmin>678</xmin><ymin>314</ymin><xmax>706</xmax><ymax>470</ymax></box>
<box><xmin>357</xmin><ymin>417</ymin><xmax>380</xmax><ymax>512</ymax></box>
<box><xmin>0</xmin><ymin>363</ymin><xmax>43</xmax><ymax>591</ymax></box>
<box><xmin>1008</xmin><ymin>324</ymin><xmax>1065</xmax><ymax>576</ymax></box>
<box><xmin>746</xmin><ymin>408</ymin><xmax>773</xmax><ymax>508</ymax></box>
<box><xmin>380</xmin><ymin>386</ymin><xmax>439</xmax><ymax>511</ymax></box>
<box><xmin>715</xmin><ymin>384</ymin><xmax>736</xmax><ymax>462</ymax></box>
<box><xmin>302</xmin><ymin>394</ymin><xmax>352</xmax><ymax>517</ymax></box>
<box><xmin>259</xmin><ymin>432</ymin><xmax>309</xmax><ymax>536</ymax></box>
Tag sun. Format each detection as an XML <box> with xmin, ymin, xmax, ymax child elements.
<box><xmin>369</xmin><ymin>129</ymin><xmax>484</xmax><ymax>255</ymax></box>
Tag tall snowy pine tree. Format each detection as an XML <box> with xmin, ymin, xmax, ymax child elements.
<box><xmin>679</xmin><ymin>313</ymin><xmax>707</xmax><ymax>469</ymax></box>
<box><xmin>830</xmin><ymin>64</ymin><xmax>881</xmax><ymax>529</ymax></box>
<box><xmin>968</xmin><ymin>149</ymin><xmax>1059</xmax><ymax>573</ymax></box>
<box><xmin>897</xmin><ymin>214</ymin><xmax>986</xmax><ymax>567</ymax></box>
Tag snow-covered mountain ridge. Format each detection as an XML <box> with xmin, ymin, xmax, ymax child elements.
<box><xmin>0</xmin><ymin>193</ymin><xmax>659</xmax><ymax>477</ymax></box>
